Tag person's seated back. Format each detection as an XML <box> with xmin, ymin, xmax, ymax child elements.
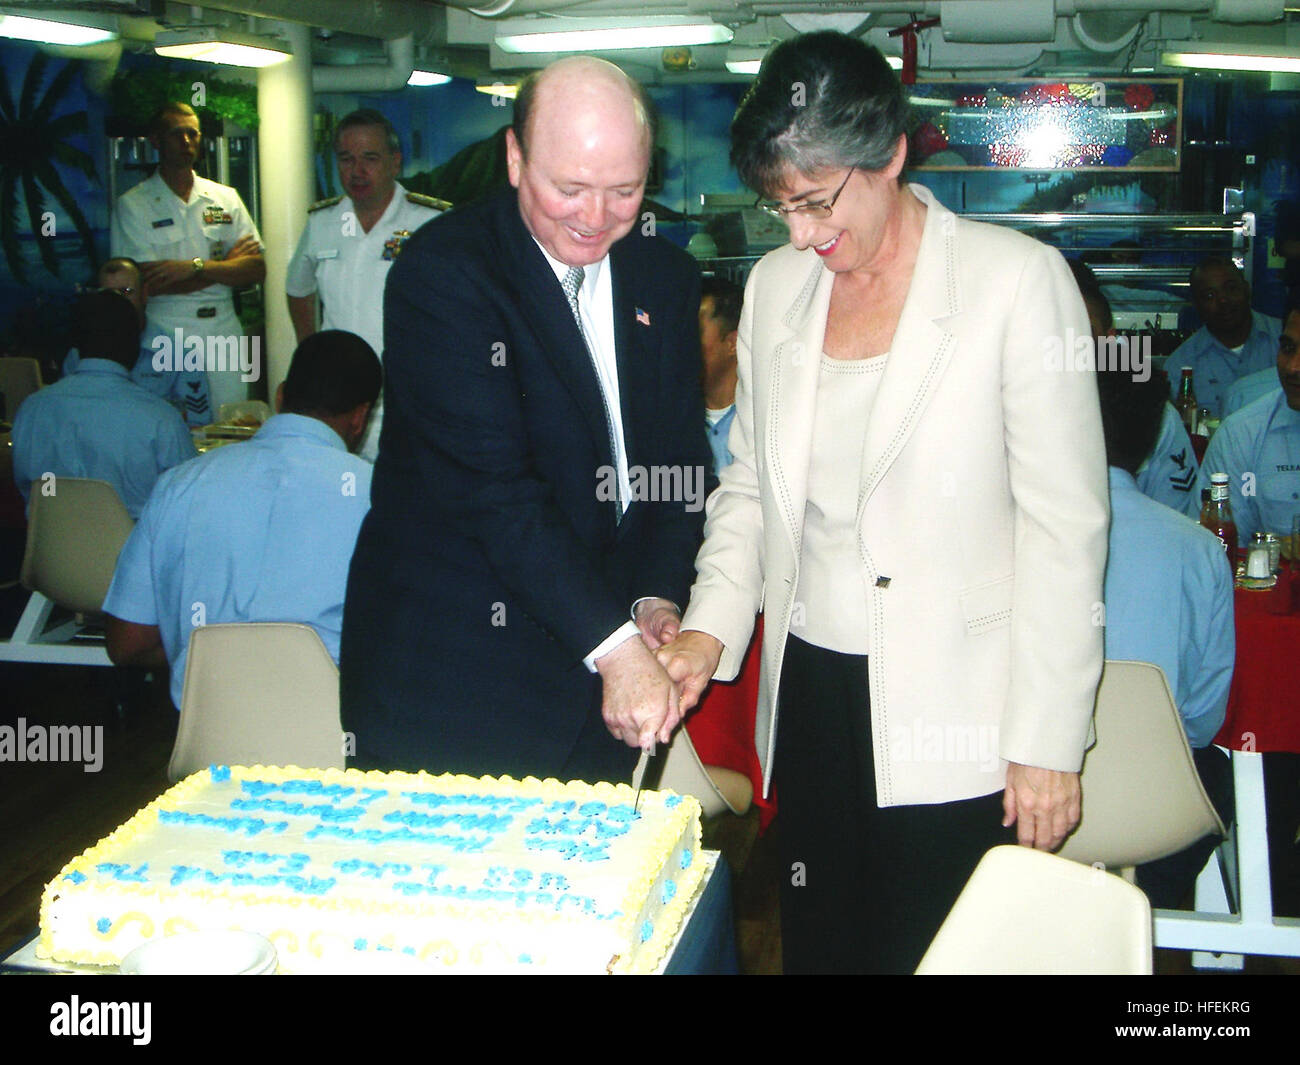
<box><xmin>699</xmin><ymin>275</ymin><xmax>742</xmax><ymax>477</ymax></box>
<box><xmin>64</xmin><ymin>258</ymin><xmax>212</xmax><ymax>426</ymax></box>
<box><xmin>12</xmin><ymin>289</ymin><xmax>196</xmax><ymax>518</ymax></box>
<box><xmin>1068</xmin><ymin>259</ymin><xmax>1201</xmax><ymax>517</ymax></box>
<box><xmin>103</xmin><ymin>330</ymin><xmax>381</xmax><ymax>709</ymax></box>
<box><xmin>1198</xmin><ymin>300</ymin><xmax>1300</xmax><ymax>546</ymax></box>
<box><xmin>1097</xmin><ymin>364</ymin><xmax>1235</xmax><ymax>908</ymax></box>
<box><xmin>1166</xmin><ymin>255</ymin><xmax>1281</xmax><ymax>419</ymax></box>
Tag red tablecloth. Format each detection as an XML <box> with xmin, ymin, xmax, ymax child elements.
<box><xmin>683</xmin><ymin>616</ymin><xmax>777</xmax><ymax>830</ymax></box>
<box><xmin>1214</xmin><ymin>571</ymin><xmax>1300</xmax><ymax>753</ymax></box>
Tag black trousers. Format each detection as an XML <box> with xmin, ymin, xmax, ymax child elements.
<box><xmin>774</xmin><ymin>635</ymin><xmax>1014</xmax><ymax>974</ymax></box>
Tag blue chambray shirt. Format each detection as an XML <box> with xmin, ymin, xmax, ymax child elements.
<box><xmin>64</xmin><ymin>322</ymin><xmax>212</xmax><ymax>427</ymax></box>
<box><xmin>1136</xmin><ymin>402</ymin><xmax>1201</xmax><ymax>519</ymax></box>
<box><xmin>706</xmin><ymin>405</ymin><xmax>736</xmax><ymax>477</ymax></box>
<box><xmin>1199</xmin><ymin>389</ymin><xmax>1300</xmax><ymax>544</ymax></box>
<box><xmin>11</xmin><ymin>357</ymin><xmax>196</xmax><ymax>518</ymax></box>
<box><xmin>102</xmin><ymin>413</ymin><xmax>373</xmax><ymax>708</ymax></box>
<box><xmin>1166</xmin><ymin>311</ymin><xmax>1281</xmax><ymax>418</ymax></box>
<box><xmin>1103</xmin><ymin>467</ymin><xmax>1234</xmax><ymax>748</ymax></box>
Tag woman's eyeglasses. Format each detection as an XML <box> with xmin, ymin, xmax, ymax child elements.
<box><xmin>755</xmin><ymin>167</ymin><xmax>855</xmax><ymax>220</ymax></box>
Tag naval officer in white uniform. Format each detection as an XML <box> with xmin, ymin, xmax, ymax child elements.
<box><xmin>110</xmin><ymin>102</ymin><xmax>265</xmax><ymax>415</ymax></box>
<box><xmin>285</xmin><ymin>109</ymin><xmax>447</xmax><ymax>461</ymax></box>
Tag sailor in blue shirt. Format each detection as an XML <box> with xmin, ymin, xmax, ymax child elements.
<box><xmin>63</xmin><ymin>257</ymin><xmax>212</xmax><ymax>426</ymax></box>
<box><xmin>1166</xmin><ymin>256</ymin><xmax>1281</xmax><ymax>418</ymax></box>
<box><xmin>1222</xmin><ymin>366</ymin><xmax>1281</xmax><ymax>419</ymax></box>
<box><xmin>103</xmin><ymin>331</ymin><xmax>381</xmax><ymax>708</ymax></box>
<box><xmin>1097</xmin><ymin>364</ymin><xmax>1235</xmax><ymax>907</ymax></box>
<box><xmin>699</xmin><ymin>275</ymin><xmax>742</xmax><ymax>478</ymax></box>
<box><xmin>12</xmin><ymin>290</ymin><xmax>195</xmax><ymax>518</ymax></box>
<box><xmin>1198</xmin><ymin>306</ymin><xmax>1300</xmax><ymax>545</ymax></box>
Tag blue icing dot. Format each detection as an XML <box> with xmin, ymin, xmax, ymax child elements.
<box><xmin>209</xmin><ymin>765</ymin><xmax>231</xmax><ymax>782</ymax></box>
<box><xmin>680</xmin><ymin>849</ymin><xmax>693</xmax><ymax>870</ymax></box>
<box><xmin>640</xmin><ymin>920</ymin><xmax>654</xmax><ymax>943</ymax></box>
<box><xmin>354</xmin><ymin>938</ymin><xmax>367</xmax><ymax>951</ymax></box>
<box><xmin>518</xmin><ymin>953</ymin><xmax>533</xmax><ymax>964</ymax></box>
<box><xmin>662</xmin><ymin>879</ymin><xmax>677</xmax><ymax>903</ymax></box>
<box><xmin>96</xmin><ymin>918</ymin><xmax>111</xmax><ymax>934</ymax></box>
<box><xmin>63</xmin><ymin>871</ymin><xmax>87</xmax><ymax>884</ymax></box>
<box><xmin>402</xmin><ymin>946</ymin><xmax>416</xmax><ymax>956</ymax></box>
<box><xmin>665</xmin><ymin>795</ymin><xmax>682</xmax><ymax>809</ymax></box>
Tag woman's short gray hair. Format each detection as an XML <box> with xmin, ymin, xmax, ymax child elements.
<box><xmin>730</xmin><ymin>32</ymin><xmax>908</xmax><ymax>198</ymax></box>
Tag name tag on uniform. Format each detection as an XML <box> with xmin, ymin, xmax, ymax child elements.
<box><xmin>203</xmin><ymin>206</ymin><xmax>233</xmax><ymax>225</ymax></box>
<box><xmin>197</xmin><ymin>307</ymin><xmax>217</xmax><ymax>318</ymax></box>
<box><xmin>151</xmin><ymin>218</ymin><xmax>175</xmax><ymax>229</ymax></box>
<box><xmin>314</xmin><ymin>249</ymin><xmax>340</xmax><ymax>261</ymax></box>
<box><xmin>382</xmin><ymin>230</ymin><xmax>412</xmax><ymax>261</ymax></box>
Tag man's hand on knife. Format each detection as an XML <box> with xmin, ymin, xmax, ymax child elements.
<box><xmin>595</xmin><ymin>634</ymin><xmax>682</xmax><ymax>749</ymax></box>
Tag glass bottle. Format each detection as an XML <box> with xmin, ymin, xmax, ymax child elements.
<box><xmin>1200</xmin><ymin>472</ymin><xmax>1238</xmax><ymax>565</ymax></box>
<box><xmin>1175</xmin><ymin>367</ymin><xmax>1198</xmax><ymax>434</ymax></box>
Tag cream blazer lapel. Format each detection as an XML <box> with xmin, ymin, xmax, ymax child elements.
<box><xmin>765</xmin><ymin>255</ymin><xmax>832</xmax><ymax>558</ymax></box>
<box><xmin>857</xmin><ymin>187</ymin><xmax>960</xmax><ymax>516</ymax></box>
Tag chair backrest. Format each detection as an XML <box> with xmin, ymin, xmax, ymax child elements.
<box><xmin>19</xmin><ymin>477</ymin><xmax>134</xmax><ymax>614</ymax></box>
<box><xmin>0</xmin><ymin>356</ymin><xmax>42</xmax><ymax>420</ymax></box>
<box><xmin>648</xmin><ymin>728</ymin><xmax>752</xmax><ymax>819</ymax></box>
<box><xmin>915</xmin><ymin>845</ymin><xmax>1153</xmax><ymax>975</ymax></box>
<box><xmin>1057</xmin><ymin>659</ymin><xmax>1226</xmax><ymax>869</ymax></box>
<box><xmin>169</xmin><ymin>622</ymin><xmax>346</xmax><ymax>782</ymax></box>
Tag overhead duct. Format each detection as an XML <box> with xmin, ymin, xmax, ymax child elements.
<box><xmin>1210</xmin><ymin>0</ymin><xmax>1284</xmax><ymax>22</ymax></box>
<box><xmin>192</xmin><ymin>0</ymin><xmax>438</xmax><ymax>40</ymax></box>
<box><xmin>312</xmin><ymin>34</ymin><xmax>414</xmax><ymax>92</ymax></box>
<box><xmin>940</xmin><ymin>0</ymin><xmax>1056</xmax><ymax>43</ymax></box>
<box><xmin>1071</xmin><ymin>11</ymin><xmax>1143</xmax><ymax>52</ymax></box>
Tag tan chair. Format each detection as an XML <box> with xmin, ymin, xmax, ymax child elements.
<box><xmin>1057</xmin><ymin>660</ymin><xmax>1226</xmax><ymax>876</ymax></box>
<box><xmin>0</xmin><ymin>356</ymin><xmax>42</xmax><ymax>420</ymax></box>
<box><xmin>0</xmin><ymin>477</ymin><xmax>132</xmax><ymax>665</ymax></box>
<box><xmin>633</xmin><ymin>728</ymin><xmax>753</xmax><ymax>819</ymax></box>
<box><xmin>168</xmin><ymin>622</ymin><xmax>346</xmax><ymax>782</ymax></box>
<box><xmin>916</xmin><ymin>845</ymin><xmax>1152</xmax><ymax>974</ymax></box>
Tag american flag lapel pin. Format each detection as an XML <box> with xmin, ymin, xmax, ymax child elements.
<box><xmin>635</xmin><ymin>307</ymin><xmax>651</xmax><ymax>327</ymax></box>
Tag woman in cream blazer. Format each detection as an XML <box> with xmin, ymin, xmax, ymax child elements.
<box><xmin>661</xmin><ymin>33</ymin><xmax>1109</xmax><ymax>972</ymax></box>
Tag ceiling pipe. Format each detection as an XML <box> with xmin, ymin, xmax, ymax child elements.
<box><xmin>312</xmin><ymin>34</ymin><xmax>415</xmax><ymax>92</ymax></box>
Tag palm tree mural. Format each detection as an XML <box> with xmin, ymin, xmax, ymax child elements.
<box><xmin>0</xmin><ymin>51</ymin><xmax>98</xmax><ymax>282</ymax></box>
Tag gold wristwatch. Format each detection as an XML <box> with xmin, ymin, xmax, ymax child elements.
<box><xmin>191</xmin><ymin>256</ymin><xmax>205</xmax><ymax>276</ymax></box>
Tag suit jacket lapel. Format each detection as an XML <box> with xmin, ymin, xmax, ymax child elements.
<box><xmin>768</xmin><ymin>256</ymin><xmax>830</xmax><ymax>557</ymax></box>
<box><xmin>858</xmin><ymin>187</ymin><xmax>960</xmax><ymax>516</ymax></box>
<box><xmin>502</xmin><ymin>198</ymin><xmax>614</xmax><ymax>465</ymax></box>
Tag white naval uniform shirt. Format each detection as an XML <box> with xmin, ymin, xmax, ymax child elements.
<box><xmin>110</xmin><ymin>171</ymin><xmax>262</xmax><ymax>412</ymax></box>
<box><xmin>284</xmin><ymin>183</ymin><xmax>443</xmax><ymax>461</ymax></box>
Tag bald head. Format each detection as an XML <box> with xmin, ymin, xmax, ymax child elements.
<box><xmin>512</xmin><ymin>57</ymin><xmax>653</xmax><ymax>160</ymax></box>
<box><xmin>506</xmin><ymin>57</ymin><xmax>654</xmax><ymax>267</ymax></box>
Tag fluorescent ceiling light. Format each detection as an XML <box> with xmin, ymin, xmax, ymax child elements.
<box><xmin>496</xmin><ymin>17</ymin><xmax>732</xmax><ymax>54</ymax></box>
<box><xmin>154</xmin><ymin>27</ymin><xmax>290</xmax><ymax>68</ymax></box>
<box><xmin>1162</xmin><ymin>43</ymin><xmax>1300</xmax><ymax>73</ymax></box>
<box><xmin>0</xmin><ymin>14</ymin><xmax>117</xmax><ymax>46</ymax></box>
<box><xmin>726</xmin><ymin>50</ymin><xmax>900</xmax><ymax>76</ymax></box>
<box><xmin>408</xmin><ymin>69</ymin><xmax>452</xmax><ymax>87</ymax></box>
<box><xmin>475</xmin><ymin>82</ymin><xmax>519</xmax><ymax>100</ymax></box>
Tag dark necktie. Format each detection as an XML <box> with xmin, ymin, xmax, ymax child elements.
<box><xmin>562</xmin><ymin>265</ymin><xmax>622</xmax><ymax>516</ymax></box>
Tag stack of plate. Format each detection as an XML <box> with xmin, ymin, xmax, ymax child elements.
<box><xmin>120</xmin><ymin>931</ymin><xmax>278</xmax><ymax>975</ymax></box>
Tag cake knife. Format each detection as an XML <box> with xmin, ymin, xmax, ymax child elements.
<box><xmin>632</xmin><ymin>741</ymin><xmax>656</xmax><ymax>813</ymax></box>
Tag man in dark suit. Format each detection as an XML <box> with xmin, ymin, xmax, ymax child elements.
<box><xmin>340</xmin><ymin>57</ymin><xmax>709</xmax><ymax>784</ymax></box>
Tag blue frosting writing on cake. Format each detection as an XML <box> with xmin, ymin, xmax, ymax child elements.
<box><xmin>96</xmin><ymin>918</ymin><xmax>111</xmax><ymax>934</ymax></box>
<box><xmin>665</xmin><ymin>795</ymin><xmax>682</xmax><ymax>809</ymax></box>
<box><xmin>604</xmin><ymin>804</ymin><xmax>637</xmax><ymax>823</ymax></box>
<box><xmin>304</xmin><ymin>823</ymin><xmax>492</xmax><ymax>852</ymax></box>
<box><xmin>390</xmin><ymin>878</ymin><xmax>600</xmax><ymax>915</ymax></box>
<box><xmin>381</xmin><ymin>809</ymin><xmax>513</xmax><ymax>834</ymax></box>
<box><xmin>240</xmin><ymin>778</ymin><xmax>356</xmax><ymax>802</ymax></box>
<box><xmin>94</xmin><ymin>862</ymin><xmax>150</xmax><ymax>883</ymax></box>
<box><xmin>524</xmin><ymin>837</ymin><xmax>611</xmax><ymax>863</ymax></box>
<box><xmin>221</xmin><ymin>851</ymin><xmax>309</xmax><ymax>874</ymax></box>
<box><xmin>401</xmin><ymin>791</ymin><xmax>541</xmax><ymax>815</ymax></box>
<box><xmin>662</xmin><ymin>879</ymin><xmax>677</xmax><ymax>904</ymax></box>
<box><xmin>230</xmin><ymin>797</ymin><xmax>367</xmax><ymax>823</ymax></box>
<box><xmin>63</xmin><ymin>871</ymin><xmax>87</xmax><ymax>885</ymax></box>
<box><xmin>158</xmin><ymin>810</ymin><xmax>288</xmax><ymax>837</ymax></box>
<box><xmin>523</xmin><ymin>814</ymin><xmax>630</xmax><ymax>841</ymax></box>
<box><xmin>169</xmin><ymin>864</ymin><xmax>336</xmax><ymax>895</ymax></box>
<box><xmin>333</xmin><ymin>859</ymin><xmax>413</xmax><ymax>879</ymax></box>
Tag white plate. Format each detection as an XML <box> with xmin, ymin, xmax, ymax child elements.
<box><xmin>120</xmin><ymin>931</ymin><xmax>277</xmax><ymax>975</ymax></box>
